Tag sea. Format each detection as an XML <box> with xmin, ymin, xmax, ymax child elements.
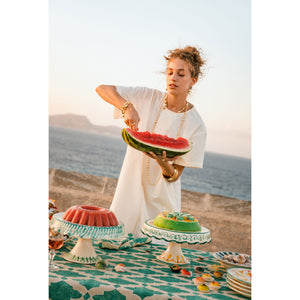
<box><xmin>49</xmin><ymin>126</ymin><xmax>251</xmax><ymax>201</ymax></box>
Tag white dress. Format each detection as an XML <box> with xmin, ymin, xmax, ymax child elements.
<box><xmin>110</xmin><ymin>86</ymin><xmax>206</xmax><ymax>237</ymax></box>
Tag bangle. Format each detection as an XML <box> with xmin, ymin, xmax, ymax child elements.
<box><xmin>121</xmin><ymin>101</ymin><xmax>132</xmax><ymax>118</ymax></box>
<box><xmin>163</xmin><ymin>166</ymin><xmax>179</xmax><ymax>182</ymax></box>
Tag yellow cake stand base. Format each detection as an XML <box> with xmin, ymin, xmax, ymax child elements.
<box><xmin>157</xmin><ymin>241</ymin><xmax>190</xmax><ymax>264</ymax></box>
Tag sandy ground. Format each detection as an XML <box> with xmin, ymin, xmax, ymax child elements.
<box><xmin>49</xmin><ymin>168</ymin><xmax>251</xmax><ymax>254</ymax></box>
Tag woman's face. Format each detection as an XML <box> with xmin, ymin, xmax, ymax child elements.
<box><xmin>166</xmin><ymin>58</ymin><xmax>197</xmax><ymax>97</ymax></box>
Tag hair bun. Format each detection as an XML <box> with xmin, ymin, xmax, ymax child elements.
<box><xmin>165</xmin><ymin>46</ymin><xmax>206</xmax><ymax>79</ymax></box>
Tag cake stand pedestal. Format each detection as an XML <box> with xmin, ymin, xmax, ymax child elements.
<box><xmin>141</xmin><ymin>220</ymin><xmax>211</xmax><ymax>265</ymax></box>
<box><xmin>52</xmin><ymin>212</ymin><xmax>126</xmax><ymax>264</ymax></box>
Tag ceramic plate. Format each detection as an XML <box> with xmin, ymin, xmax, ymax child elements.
<box><xmin>226</xmin><ymin>276</ymin><xmax>251</xmax><ymax>293</ymax></box>
<box><xmin>213</xmin><ymin>251</ymin><xmax>251</xmax><ymax>269</ymax></box>
<box><xmin>227</xmin><ymin>267</ymin><xmax>251</xmax><ymax>285</ymax></box>
<box><xmin>227</xmin><ymin>279</ymin><xmax>251</xmax><ymax>298</ymax></box>
<box><xmin>227</xmin><ymin>275</ymin><xmax>251</xmax><ymax>290</ymax></box>
<box><xmin>227</xmin><ymin>273</ymin><xmax>252</xmax><ymax>289</ymax></box>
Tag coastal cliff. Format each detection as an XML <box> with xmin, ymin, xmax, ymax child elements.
<box><xmin>49</xmin><ymin>168</ymin><xmax>251</xmax><ymax>254</ymax></box>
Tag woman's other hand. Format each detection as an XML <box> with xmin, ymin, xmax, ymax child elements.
<box><xmin>145</xmin><ymin>151</ymin><xmax>177</xmax><ymax>165</ymax></box>
<box><xmin>144</xmin><ymin>151</ymin><xmax>184</xmax><ymax>181</ymax></box>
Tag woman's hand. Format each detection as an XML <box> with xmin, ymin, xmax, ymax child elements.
<box><xmin>95</xmin><ymin>85</ymin><xmax>140</xmax><ymax>131</ymax></box>
<box><xmin>124</xmin><ymin>104</ymin><xmax>140</xmax><ymax>131</ymax></box>
<box><xmin>145</xmin><ymin>151</ymin><xmax>177</xmax><ymax>166</ymax></box>
<box><xmin>145</xmin><ymin>151</ymin><xmax>184</xmax><ymax>181</ymax></box>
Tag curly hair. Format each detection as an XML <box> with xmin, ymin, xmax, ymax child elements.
<box><xmin>164</xmin><ymin>46</ymin><xmax>206</xmax><ymax>79</ymax></box>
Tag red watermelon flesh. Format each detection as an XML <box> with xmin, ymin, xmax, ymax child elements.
<box><xmin>126</xmin><ymin>129</ymin><xmax>189</xmax><ymax>149</ymax></box>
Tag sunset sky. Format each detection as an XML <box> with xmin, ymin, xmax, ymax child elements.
<box><xmin>49</xmin><ymin>0</ymin><xmax>251</xmax><ymax>158</ymax></box>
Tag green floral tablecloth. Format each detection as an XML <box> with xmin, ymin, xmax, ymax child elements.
<box><xmin>49</xmin><ymin>239</ymin><xmax>249</xmax><ymax>300</ymax></box>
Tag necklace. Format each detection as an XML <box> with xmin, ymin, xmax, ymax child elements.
<box><xmin>146</xmin><ymin>94</ymin><xmax>188</xmax><ymax>185</ymax></box>
<box><xmin>164</xmin><ymin>97</ymin><xmax>189</xmax><ymax>113</ymax></box>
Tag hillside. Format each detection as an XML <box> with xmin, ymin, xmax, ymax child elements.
<box><xmin>49</xmin><ymin>114</ymin><xmax>122</xmax><ymax>136</ymax></box>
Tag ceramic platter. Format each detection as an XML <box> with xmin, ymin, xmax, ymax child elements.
<box><xmin>227</xmin><ymin>267</ymin><xmax>251</xmax><ymax>285</ymax></box>
<box><xmin>227</xmin><ymin>276</ymin><xmax>251</xmax><ymax>293</ymax></box>
<box><xmin>213</xmin><ymin>251</ymin><xmax>251</xmax><ymax>269</ymax></box>
<box><xmin>226</xmin><ymin>267</ymin><xmax>251</xmax><ymax>298</ymax></box>
<box><xmin>226</xmin><ymin>279</ymin><xmax>251</xmax><ymax>298</ymax></box>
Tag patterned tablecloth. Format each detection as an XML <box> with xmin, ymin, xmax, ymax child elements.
<box><xmin>49</xmin><ymin>239</ymin><xmax>250</xmax><ymax>300</ymax></box>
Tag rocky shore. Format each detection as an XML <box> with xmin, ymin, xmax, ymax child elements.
<box><xmin>49</xmin><ymin>168</ymin><xmax>251</xmax><ymax>254</ymax></box>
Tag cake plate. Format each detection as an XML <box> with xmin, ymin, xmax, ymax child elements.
<box><xmin>52</xmin><ymin>212</ymin><xmax>126</xmax><ymax>264</ymax></box>
<box><xmin>141</xmin><ymin>219</ymin><xmax>211</xmax><ymax>265</ymax></box>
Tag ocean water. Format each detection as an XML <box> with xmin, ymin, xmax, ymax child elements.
<box><xmin>49</xmin><ymin>126</ymin><xmax>251</xmax><ymax>201</ymax></box>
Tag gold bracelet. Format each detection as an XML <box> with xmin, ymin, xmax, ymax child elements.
<box><xmin>121</xmin><ymin>101</ymin><xmax>132</xmax><ymax>118</ymax></box>
<box><xmin>163</xmin><ymin>166</ymin><xmax>179</xmax><ymax>182</ymax></box>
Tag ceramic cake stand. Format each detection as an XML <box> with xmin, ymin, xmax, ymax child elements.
<box><xmin>141</xmin><ymin>219</ymin><xmax>211</xmax><ymax>265</ymax></box>
<box><xmin>52</xmin><ymin>212</ymin><xmax>126</xmax><ymax>264</ymax></box>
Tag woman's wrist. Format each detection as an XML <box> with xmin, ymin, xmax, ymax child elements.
<box><xmin>163</xmin><ymin>166</ymin><xmax>179</xmax><ymax>182</ymax></box>
<box><xmin>121</xmin><ymin>101</ymin><xmax>133</xmax><ymax>118</ymax></box>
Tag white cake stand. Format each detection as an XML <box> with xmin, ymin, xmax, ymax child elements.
<box><xmin>52</xmin><ymin>212</ymin><xmax>126</xmax><ymax>264</ymax></box>
<box><xmin>141</xmin><ymin>219</ymin><xmax>211</xmax><ymax>265</ymax></box>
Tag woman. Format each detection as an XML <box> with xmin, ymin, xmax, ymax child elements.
<box><xmin>95</xmin><ymin>46</ymin><xmax>207</xmax><ymax>237</ymax></box>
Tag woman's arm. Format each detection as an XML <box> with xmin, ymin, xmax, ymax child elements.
<box><xmin>95</xmin><ymin>85</ymin><xmax>125</xmax><ymax>110</ymax></box>
<box><xmin>95</xmin><ymin>85</ymin><xmax>140</xmax><ymax>130</ymax></box>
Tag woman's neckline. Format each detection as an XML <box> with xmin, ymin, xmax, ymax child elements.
<box><xmin>162</xmin><ymin>93</ymin><xmax>194</xmax><ymax>114</ymax></box>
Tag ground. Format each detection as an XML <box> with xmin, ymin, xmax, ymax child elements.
<box><xmin>49</xmin><ymin>168</ymin><xmax>251</xmax><ymax>254</ymax></box>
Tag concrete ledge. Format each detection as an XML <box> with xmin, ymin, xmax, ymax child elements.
<box><xmin>49</xmin><ymin>168</ymin><xmax>251</xmax><ymax>254</ymax></box>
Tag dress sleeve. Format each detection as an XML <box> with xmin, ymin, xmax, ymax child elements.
<box><xmin>175</xmin><ymin>121</ymin><xmax>207</xmax><ymax>169</ymax></box>
<box><xmin>113</xmin><ymin>86</ymin><xmax>154</xmax><ymax>119</ymax></box>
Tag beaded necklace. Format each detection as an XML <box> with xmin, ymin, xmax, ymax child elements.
<box><xmin>146</xmin><ymin>94</ymin><xmax>188</xmax><ymax>185</ymax></box>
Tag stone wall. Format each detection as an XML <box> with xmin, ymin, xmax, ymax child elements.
<box><xmin>49</xmin><ymin>168</ymin><xmax>251</xmax><ymax>254</ymax></box>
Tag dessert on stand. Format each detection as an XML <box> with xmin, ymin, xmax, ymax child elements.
<box><xmin>51</xmin><ymin>206</ymin><xmax>126</xmax><ymax>264</ymax></box>
<box><xmin>141</xmin><ymin>212</ymin><xmax>211</xmax><ymax>265</ymax></box>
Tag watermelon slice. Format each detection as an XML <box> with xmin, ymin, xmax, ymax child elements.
<box><xmin>122</xmin><ymin>128</ymin><xmax>192</xmax><ymax>158</ymax></box>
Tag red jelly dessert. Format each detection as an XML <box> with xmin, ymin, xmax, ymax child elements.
<box><xmin>63</xmin><ymin>205</ymin><xmax>119</xmax><ymax>227</ymax></box>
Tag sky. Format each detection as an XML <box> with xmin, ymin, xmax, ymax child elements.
<box><xmin>49</xmin><ymin>0</ymin><xmax>251</xmax><ymax>158</ymax></box>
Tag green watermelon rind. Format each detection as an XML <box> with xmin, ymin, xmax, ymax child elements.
<box><xmin>122</xmin><ymin>128</ymin><xmax>192</xmax><ymax>158</ymax></box>
<box><xmin>153</xmin><ymin>215</ymin><xmax>201</xmax><ymax>232</ymax></box>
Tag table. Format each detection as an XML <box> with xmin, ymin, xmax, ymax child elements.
<box><xmin>49</xmin><ymin>239</ymin><xmax>250</xmax><ymax>299</ymax></box>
